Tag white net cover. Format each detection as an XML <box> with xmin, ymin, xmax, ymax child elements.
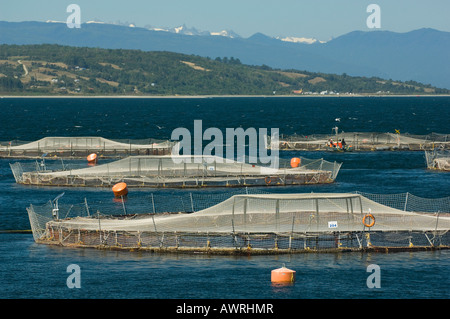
<box><xmin>1</xmin><ymin>136</ymin><xmax>174</xmax><ymax>150</ymax></box>
<box><xmin>43</xmin><ymin>193</ymin><xmax>450</xmax><ymax>233</ymax></box>
<box><xmin>27</xmin><ymin>192</ymin><xmax>450</xmax><ymax>253</ymax></box>
<box><xmin>425</xmin><ymin>149</ymin><xmax>450</xmax><ymax>171</ymax></box>
<box><xmin>275</xmin><ymin>132</ymin><xmax>450</xmax><ymax>151</ymax></box>
<box><xmin>0</xmin><ymin>136</ymin><xmax>175</xmax><ymax>158</ymax></box>
<box><xmin>12</xmin><ymin>155</ymin><xmax>342</xmax><ymax>187</ymax></box>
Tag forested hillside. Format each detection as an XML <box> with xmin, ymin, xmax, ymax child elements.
<box><xmin>0</xmin><ymin>44</ymin><xmax>447</xmax><ymax>96</ymax></box>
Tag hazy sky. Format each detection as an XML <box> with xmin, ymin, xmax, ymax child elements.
<box><xmin>1</xmin><ymin>0</ymin><xmax>449</xmax><ymax>40</ymax></box>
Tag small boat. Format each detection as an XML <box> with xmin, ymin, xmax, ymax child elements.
<box><xmin>326</xmin><ymin>126</ymin><xmax>353</xmax><ymax>152</ymax></box>
<box><xmin>328</xmin><ymin>144</ymin><xmax>354</xmax><ymax>152</ymax></box>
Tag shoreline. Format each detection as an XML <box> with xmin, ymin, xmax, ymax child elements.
<box><xmin>1</xmin><ymin>94</ymin><xmax>450</xmax><ymax>99</ymax></box>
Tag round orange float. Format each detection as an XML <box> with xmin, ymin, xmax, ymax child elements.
<box><xmin>87</xmin><ymin>153</ymin><xmax>98</xmax><ymax>165</ymax></box>
<box><xmin>112</xmin><ymin>182</ymin><xmax>128</xmax><ymax>197</ymax></box>
<box><xmin>290</xmin><ymin>157</ymin><xmax>301</xmax><ymax>168</ymax></box>
<box><xmin>271</xmin><ymin>265</ymin><xmax>296</xmax><ymax>283</ymax></box>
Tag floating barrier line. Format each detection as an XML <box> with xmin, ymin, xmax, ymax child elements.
<box><xmin>0</xmin><ymin>229</ymin><xmax>32</xmax><ymax>233</ymax></box>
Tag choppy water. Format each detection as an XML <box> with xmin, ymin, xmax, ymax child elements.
<box><xmin>0</xmin><ymin>96</ymin><xmax>449</xmax><ymax>300</ymax></box>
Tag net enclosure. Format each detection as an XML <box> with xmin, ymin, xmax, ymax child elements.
<box><xmin>425</xmin><ymin>149</ymin><xmax>450</xmax><ymax>172</ymax></box>
<box><xmin>10</xmin><ymin>155</ymin><xmax>342</xmax><ymax>188</ymax></box>
<box><xmin>274</xmin><ymin>132</ymin><xmax>450</xmax><ymax>151</ymax></box>
<box><xmin>0</xmin><ymin>136</ymin><xmax>175</xmax><ymax>158</ymax></box>
<box><xmin>27</xmin><ymin>191</ymin><xmax>450</xmax><ymax>254</ymax></box>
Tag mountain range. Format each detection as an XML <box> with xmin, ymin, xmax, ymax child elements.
<box><xmin>143</xmin><ymin>23</ymin><xmax>326</xmax><ymax>44</ymax></box>
<box><xmin>0</xmin><ymin>21</ymin><xmax>449</xmax><ymax>89</ymax></box>
<box><xmin>144</xmin><ymin>23</ymin><xmax>242</xmax><ymax>39</ymax></box>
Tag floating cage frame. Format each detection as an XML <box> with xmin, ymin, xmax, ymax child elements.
<box><xmin>425</xmin><ymin>149</ymin><xmax>450</xmax><ymax>172</ymax></box>
<box><xmin>27</xmin><ymin>192</ymin><xmax>450</xmax><ymax>255</ymax></box>
<box><xmin>0</xmin><ymin>136</ymin><xmax>175</xmax><ymax>159</ymax></box>
<box><xmin>11</xmin><ymin>155</ymin><xmax>342</xmax><ymax>188</ymax></box>
<box><xmin>273</xmin><ymin>132</ymin><xmax>450</xmax><ymax>151</ymax></box>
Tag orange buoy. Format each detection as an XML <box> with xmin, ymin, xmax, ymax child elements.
<box><xmin>87</xmin><ymin>153</ymin><xmax>98</xmax><ymax>165</ymax></box>
<box><xmin>271</xmin><ymin>265</ymin><xmax>296</xmax><ymax>283</ymax></box>
<box><xmin>290</xmin><ymin>157</ymin><xmax>301</xmax><ymax>168</ymax></box>
<box><xmin>112</xmin><ymin>182</ymin><xmax>128</xmax><ymax>197</ymax></box>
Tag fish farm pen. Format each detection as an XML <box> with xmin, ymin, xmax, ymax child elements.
<box><xmin>273</xmin><ymin>132</ymin><xmax>450</xmax><ymax>151</ymax></box>
<box><xmin>0</xmin><ymin>136</ymin><xmax>175</xmax><ymax>158</ymax></box>
<box><xmin>26</xmin><ymin>191</ymin><xmax>450</xmax><ymax>254</ymax></box>
<box><xmin>425</xmin><ymin>149</ymin><xmax>450</xmax><ymax>172</ymax></box>
<box><xmin>10</xmin><ymin>155</ymin><xmax>342</xmax><ymax>188</ymax></box>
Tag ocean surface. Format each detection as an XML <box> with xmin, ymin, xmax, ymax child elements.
<box><xmin>0</xmin><ymin>96</ymin><xmax>449</xmax><ymax>300</ymax></box>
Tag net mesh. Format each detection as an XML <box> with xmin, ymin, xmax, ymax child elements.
<box><xmin>11</xmin><ymin>155</ymin><xmax>342</xmax><ymax>188</ymax></box>
<box><xmin>0</xmin><ymin>136</ymin><xmax>175</xmax><ymax>158</ymax></box>
<box><xmin>275</xmin><ymin>132</ymin><xmax>450</xmax><ymax>151</ymax></box>
<box><xmin>27</xmin><ymin>190</ymin><xmax>450</xmax><ymax>253</ymax></box>
<box><xmin>425</xmin><ymin>149</ymin><xmax>450</xmax><ymax>171</ymax></box>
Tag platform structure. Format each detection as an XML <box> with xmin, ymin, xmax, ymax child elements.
<box><xmin>0</xmin><ymin>136</ymin><xmax>175</xmax><ymax>158</ymax></box>
<box><xmin>10</xmin><ymin>155</ymin><xmax>342</xmax><ymax>188</ymax></box>
<box><xmin>425</xmin><ymin>149</ymin><xmax>450</xmax><ymax>172</ymax></box>
<box><xmin>273</xmin><ymin>132</ymin><xmax>450</xmax><ymax>151</ymax></box>
<box><xmin>27</xmin><ymin>191</ymin><xmax>450</xmax><ymax>254</ymax></box>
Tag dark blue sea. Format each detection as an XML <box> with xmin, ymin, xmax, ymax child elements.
<box><xmin>0</xmin><ymin>96</ymin><xmax>449</xmax><ymax>303</ymax></box>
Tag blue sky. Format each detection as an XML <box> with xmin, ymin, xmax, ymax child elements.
<box><xmin>1</xmin><ymin>0</ymin><xmax>449</xmax><ymax>40</ymax></box>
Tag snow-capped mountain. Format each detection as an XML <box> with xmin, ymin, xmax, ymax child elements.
<box><xmin>145</xmin><ymin>24</ymin><xmax>240</xmax><ymax>38</ymax></box>
<box><xmin>47</xmin><ymin>20</ymin><xmax>316</xmax><ymax>42</ymax></box>
<box><xmin>209</xmin><ymin>30</ymin><xmax>241</xmax><ymax>38</ymax></box>
<box><xmin>168</xmin><ymin>24</ymin><xmax>210</xmax><ymax>36</ymax></box>
<box><xmin>46</xmin><ymin>20</ymin><xmax>66</xmax><ymax>24</ymax></box>
<box><xmin>277</xmin><ymin>36</ymin><xmax>327</xmax><ymax>44</ymax></box>
<box><xmin>134</xmin><ymin>22</ymin><xmax>324</xmax><ymax>42</ymax></box>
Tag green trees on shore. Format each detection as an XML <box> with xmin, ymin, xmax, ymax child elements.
<box><xmin>0</xmin><ymin>44</ymin><xmax>447</xmax><ymax>95</ymax></box>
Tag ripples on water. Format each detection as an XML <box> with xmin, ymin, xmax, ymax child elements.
<box><xmin>0</xmin><ymin>97</ymin><xmax>449</xmax><ymax>299</ymax></box>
